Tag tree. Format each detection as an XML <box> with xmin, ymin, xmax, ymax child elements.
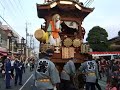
<box><xmin>86</xmin><ymin>26</ymin><xmax>109</xmax><ymax>51</ymax></box>
<box><xmin>118</xmin><ymin>31</ymin><xmax>120</xmax><ymax>36</ymax></box>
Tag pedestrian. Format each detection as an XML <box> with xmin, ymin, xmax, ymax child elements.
<box><xmin>10</xmin><ymin>56</ymin><xmax>15</xmax><ymax>78</ymax></box>
<box><xmin>14</xmin><ymin>56</ymin><xmax>24</xmax><ymax>86</ymax></box>
<box><xmin>95</xmin><ymin>60</ymin><xmax>102</xmax><ymax>90</ymax></box>
<box><xmin>4</xmin><ymin>56</ymin><xmax>12</xmax><ymax>89</ymax></box>
<box><xmin>29</xmin><ymin>58</ymin><xmax>34</xmax><ymax>71</ymax></box>
<box><xmin>33</xmin><ymin>48</ymin><xmax>60</xmax><ymax>90</ymax></box>
<box><xmin>0</xmin><ymin>55</ymin><xmax>3</xmax><ymax>77</ymax></box>
<box><xmin>60</xmin><ymin>58</ymin><xmax>76</xmax><ymax>90</ymax></box>
<box><xmin>20</xmin><ymin>56</ymin><xmax>26</xmax><ymax>73</ymax></box>
<box><xmin>78</xmin><ymin>54</ymin><xmax>98</xmax><ymax>90</ymax></box>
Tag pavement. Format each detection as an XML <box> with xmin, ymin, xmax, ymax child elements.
<box><xmin>0</xmin><ymin>68</ymin><xmax>107</xmax><ymax>90</ymax></box>
<box><xmin>98</xmin><ymin>76</ymin><xmax>107</xmax><ymax>90</ymax></box>
<box><xmin>0</xmin><ymin>67</ymin><xmax>34</xmax><ymax>90</ymax></box>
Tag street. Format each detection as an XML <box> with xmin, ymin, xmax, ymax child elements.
<box><xmin>0</xmin><ymin>68</ymin><xmax>34</xmax><ymax>90</ymax></box>
<box><xmin>0</xmin><ymin>67</ymin><xmax>107</xmax><ymax>90</ymax></box>
<box><xmin>98</xmin><ymin>76</ymin><xmax>107</xmax><ymax>90</ymax></box>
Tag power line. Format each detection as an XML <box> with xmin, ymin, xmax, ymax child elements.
<box><xmin>11</xmin><ymin>0</ymin><xmax>28</xmax><ymax>21</ymax></box>
<box><xmin>0</xmin><ymin>0</ymin><xmax>5</xmax><ymax>9</ymax></box>
<box><xmin>17</xmin><ymin>0</ymin><xmax>29</xmax><ymax>21</ymax></box>
<box><xmin>84</xmin><ymin>0</ymin><xmax>94</xmax><ymax>7</ymax></box>
<box><xmin>1</xmin><ymin>0</ymin><xmax>17</xmax><ymax>18</ymax></box>
<box><xmin>9</xmin><ymin>0</ymin><xmax>24</xmax><ymax>18</ymax></box>
<box><xmin>0</xmin><ymin>0</ymin><xmax>5</xmax><ymax>18</ymax></box>
<box><xmin>0</xmin><ymin>15</ymin><xmax>20</xmax><ymax>37</ymax></box>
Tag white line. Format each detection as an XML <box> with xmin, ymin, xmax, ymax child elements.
<box><xmin>19</xmin><ymin>74</ymin><xmax>33</xmax><ymax>90</ymax></box>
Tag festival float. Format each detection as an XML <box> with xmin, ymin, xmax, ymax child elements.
<box><xmin>34</xmin><ymin>0</ymin><xmax>94</xmax><ymax>72</ymax></box>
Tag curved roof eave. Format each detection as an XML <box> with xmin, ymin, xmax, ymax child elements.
<box><xmin>36</xmin><ymin>1</ymin><xmax>94</xmax><ymax>19</ymax></box>
<box><xmin>37</xmin><ymin>0</ymin><xmax>94</xmax><ymax>12</ymax></box>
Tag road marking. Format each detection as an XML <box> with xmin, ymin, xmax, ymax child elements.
<box><xmin>19</xmin><ymin>74</ymin><xmax>33</xmax><ymax>90</ymax></box>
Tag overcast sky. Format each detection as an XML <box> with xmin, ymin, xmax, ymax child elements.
<box><xmin>0</xmin><ymin>0</ymin><xmax>120</xmax><ymax>51</ymax></box>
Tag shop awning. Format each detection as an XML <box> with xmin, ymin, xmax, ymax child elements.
<box><xmin>0</xmin><ymin>47</ymin><xmax>8</xmax><ymax>56</ymax></box>
<box><xmin>0</xmin><ymin>47</ymin><xmax>7</xmax><ymax>52</ymax></box>
<box><xmin>0</xmin><ymin>52</ymin><xmax>7</xmax><ymax>56</ymax></box>
<box><xmin>88</xmin><ymin>52</ymin><xmax>120</xmax><ymax>57</ymax></box>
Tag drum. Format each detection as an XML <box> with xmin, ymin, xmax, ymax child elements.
<box><xmin>34</xmin><ymin>28</ymin><xmax>45</xmax><ymax>41</ymax></box>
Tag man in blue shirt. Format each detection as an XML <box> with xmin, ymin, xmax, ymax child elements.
<box><xmin>4</xmin><ymin>57</ymin><xmax>12</xmax><ymax>89</ymax></box>
<box><xmin>14</xmin><ymin>56</ymin><xmax>24</xmax><ymax>86</ymax></box>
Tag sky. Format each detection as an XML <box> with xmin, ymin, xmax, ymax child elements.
<box><xmin>0</xmin><ymin>0</ymin><xmax>120</xmax><ymax>52</ymax></box>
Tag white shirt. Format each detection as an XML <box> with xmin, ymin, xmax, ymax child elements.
<box><xmin>11</xmin><ymin>60</ymin><xmax>15</xmax><ymax>66</ymax></box>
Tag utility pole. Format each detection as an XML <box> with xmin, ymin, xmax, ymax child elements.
<box><xmin>29</xmin><ymin>34</ymin><xmax>33</xmax><ymax>49</ymax></box>
<box><xmin>25</xmin><ymin>22</ymin><xmax>28</xmax><ymax>45</ymax></box>
<box><xmin>33</xmin><ymin>38</ymin><xmax>35</xmax><ymax>54</ymax></box>
<box><xmin>25</xmin><ymin>22</ymin><xmax>27</xmax><ymax>58</ymax></box>
<box><xmin>25</xmin><ymin>22</ymin><xmax>30</xmax><ymax>58</ymax></box>
<box><xmin>29</xmin><ymin>34</ymin><xmax>33</xmax><ymax>56</ymax></box>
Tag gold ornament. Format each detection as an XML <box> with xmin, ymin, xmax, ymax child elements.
<box><xmin>73</xmin><ymin>39</ymin><xmax>81</xmax><ymax>47</ymax></box>
<box><xmin>63</xmin><ymin>38</ymin><xmax>72</xmax><ymax>47</ymax></box>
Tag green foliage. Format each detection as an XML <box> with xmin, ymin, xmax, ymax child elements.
<box><xmin>118</xmin><ymin>31</ymin><xmax>120</xmax><ymax>36</ymax></box>
<box><xmin>86</xmin><ymin>26</ymin><xmax>109</xmax><ymax>51</ymax></box>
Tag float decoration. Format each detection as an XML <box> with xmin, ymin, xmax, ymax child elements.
<box><xmin>63</xmin><ymin>38</ymin><xmax>72</xmax><ymax>47</ymax></box>
<box><xmin>47</xmin><ymin>14</ymin><xmax>61</xmax><ymax>46</ymax></box>
<box><xmin>73</xmin><ymin>39</ymin><xmax>81</xmax><ymax>47</ymax></box>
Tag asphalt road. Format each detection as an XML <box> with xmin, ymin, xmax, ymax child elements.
<box><xmin>98</xmin><ymin>77</ymin><xmax>107</xmax><ymax>90</ymax></box>
<box><xmin>0</xmin><ymin>67</ymin><xmax>34</xmax><ymax>90</ymax></box>
<box><xmin>0</xmin><ymin>68</ymin><xmax>107</xmax><ymax>90</ymax></box>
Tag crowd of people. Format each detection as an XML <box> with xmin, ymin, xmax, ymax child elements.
<box><xmin>0</xmin><ymin>53</ymin><xmax>35</xmax><ymax>89</ymax></box>
<box><xmin>33</xmin><ymin>49</ymin><xmax>99</xmax><ymax>90</ymax></box>
<box><xmin>0</xmin><ymin>50</ymin><xmax>120</xmax><ymax>90</ymax></box>
<box><xmin>33</xmin><ymin>49</ymin><xmax>120</xmax><ymax>90</ymax></box>
<box><xmin>96</xmin><ymin>58</ymin><xmax>120</xmax><ymax>90</ymax></box>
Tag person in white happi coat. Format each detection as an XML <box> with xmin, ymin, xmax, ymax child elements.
<box><xmin>33</xmin><ymin>49</ymin><xmax>60</xmax><ymax>90</ymax></box>
<box><xmin>60</xmin><ymin>58</ymin><xmax>76</xmax><ymax>90</ymax></box>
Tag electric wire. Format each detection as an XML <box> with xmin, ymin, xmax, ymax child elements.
<box><xmin>0</xmin><ymin>0</ymin><xmax>5</xmax><ymax>10</ymax></box>
<box><xmin>0</xmin><ymin>15</ymin><xmax>20</xmax><ymax>37</ymax></box>
<box><xmin>17</xmin><ymin>0</ymin><xmax>29</xmax><ymax>21</ymax></box>
<box><xmin>0</xmin><ymin>0</ymin><xmax>30</xmax><ymax>37</ymax></box>
<box><xmin>1</xmin><ymin>0</ymin><xmax>17</xmax><ymax>18</ymax></box>
<box><xmin>84</xmin><ymin>0</ymin><xmax>94</xmax><ymax>7</ymax></box>
<box><xmin>0</xmin><ymin>0</ymin><xmax>5</xmax><ymax>18</ymax></box>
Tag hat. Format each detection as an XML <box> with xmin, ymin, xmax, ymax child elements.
<box><xmin>45</xmin><ymin>49</ymin><xmax>54</xmax><ymax>56</ymax></box>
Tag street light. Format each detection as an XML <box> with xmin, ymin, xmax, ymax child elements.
<box><xmin>21</xmin><ymin>37</ymin><xmax>25</xmax><ymax>55</ymax></box>
<box><xmin>8</xmin><ymin>33</ymin><xmax>12</xmax><ymax>53</ymax></box>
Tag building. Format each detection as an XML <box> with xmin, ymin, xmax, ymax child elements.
<box><xmin>109</xmin><ymin>35</ymin><xmax>120</xmax><ymax>51</ymax></box>
<box><xmin>0</xmin><ymin>23</ymin><xmax>8</xmax><ymax>55</ymax></box>
<box><xmin>0</xmin><ymin>22</ymin><xmax>20</xmax><ymax>56</ymax></box>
